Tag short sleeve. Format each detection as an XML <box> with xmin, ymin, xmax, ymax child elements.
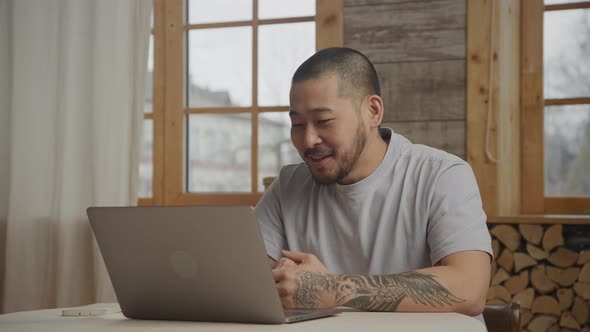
<box><xmin>255</xmin><ymin>174</ymin><xmax>287</xmax><ymax>261</ymax></box>
<box><xmin>427</xmin><ymin>163</ymin><xmax>493</xmax><ymax>265</ymax></box>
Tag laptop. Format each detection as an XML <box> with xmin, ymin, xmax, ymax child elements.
<box><xmin>87</xmin><ymin>206</ymin><xmax>341</xmax><ymax>324</ymax></box>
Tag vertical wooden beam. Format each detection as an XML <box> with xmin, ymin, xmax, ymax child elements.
<box><xmin>521</xmin><ymin>0</ymin><xmax>545</xmax><ymax>213</ymax></box>
<box><xmin>496</xmin><ymin>0</ymin><xmax>521</xmax><ymax>216</ymax></box>
<box><xmin>468</xmin><ymin>0</ymin><xmax>522</xmax><ymax>217</ymax></box>
<box><xmin>467</xmin><ymin>0</ymin><xmax>498</xmax><ymax>216</ymax></box>
<box><xmin>163</xmin><ymin>0</ymin><xmax>185</xmax><ymax>204</ymax></box>
<box><xmin>316</xmin><ymin>0</ymin><xmax>344</xmax><ymax>49</ymax></box>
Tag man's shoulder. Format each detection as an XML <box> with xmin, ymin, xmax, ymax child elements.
<box><xmin>394</xmin><ymin>134</ymin><xmax>467</xmax><ymax>171</ymax></box>
<box><xmin>265</xmin><ymin>163</ymin><xmax>314</xmax><ymax>204</ymax></box>
<box><xmin>279</xmin><ymin>162</ymin><xmax>309</xmax><ymax>177</ymax></box>
<box><xmin>277</xmin><ymin>162</ymin><xmax>312</xmax><ymax>187</ymax></box>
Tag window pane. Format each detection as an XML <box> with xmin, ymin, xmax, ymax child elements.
<box><xmin>139</xmin><ymin>119</ymin><xmax>153</xmax><ymax>197</ymax></box>
<box><xmin>258</xmin><ymin>112</ymin><xmax>302</xmax><ymax>191</ymax></box>
<box><xmin>147</xmin><ymin>33</ymin><xmax>154</xmax><ymax>73</ymax></box>
<box><xmin>145</xmin><ymin>34</ymin><xmax>153</xmax><ymax>113</ymax></box>
<box><xmin>187</xmin><ymin>114</ymin><xmax>252</xmax><ymax>192</ymax></box>
<box><xmin>544</xmin><ymin>105</ymin><xmax>590</xmax><ymax>196</ymax></box>
<box><xmin>259</xmin><ymin>0</ymin><xmax>315</xmax><ymax>20</ymax></box>
<box><xmin>187</xmin><ymin>0</ymin><xmax>252</xmax><ymax>24</ymax></box>
<box><xmin>187</xmin><ymin>28</ymin><xmax>252</xmax><ymax>107</ymax></box>
<box><xmin>544</xmin><ymin>9</ymin><xmax>590</xmax><ymax>99</ymax></box>
<box><xmin>258</xmin><ymin>22</ymin><xmax>315</xmax><ymax>106</ymax></box>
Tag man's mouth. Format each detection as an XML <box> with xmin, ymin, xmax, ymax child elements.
<box><xmin>309</xmin><ymin>154</ymin><xmax>332</xmax><ymax>162</ymax></box>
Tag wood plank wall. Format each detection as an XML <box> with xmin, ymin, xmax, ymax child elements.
<box><xmin>344</xmin><ymin>0</ymin><xmax>467</xmax><ymax>159</ymax></box>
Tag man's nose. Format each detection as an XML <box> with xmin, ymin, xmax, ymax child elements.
<box><xmin>303</xmin><ymin>125</ymin><xmax>322</xmax><ymax>149</ymax></box>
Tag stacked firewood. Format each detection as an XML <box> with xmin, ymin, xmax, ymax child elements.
<box><xmin>487</xmin><ymin>224</ymin><xmax>590</xmax><ymax>332</ymax></box>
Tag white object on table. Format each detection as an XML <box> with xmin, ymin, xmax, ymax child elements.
<box><xmin>61</xmin><ymin>303</ymin><xmax>121</xmax><ymax>316</ymax></box>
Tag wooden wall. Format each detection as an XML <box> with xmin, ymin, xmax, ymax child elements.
<box><xmin>344</xmin><ymin>0</ymin><xmax>467</xmax><ymax>159</ymax></box>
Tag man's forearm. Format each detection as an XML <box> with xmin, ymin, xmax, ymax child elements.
<box><xmin>277</xmin><ymin>250</ymin><xmax>489</xmax><ymax>315</ymax></box>
<box><xmin>293</xmin><ymin>270</ymin><xmax>466</xmax><ymax>312</ymax></box>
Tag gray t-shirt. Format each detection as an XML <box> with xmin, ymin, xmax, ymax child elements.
<box><xmin>256</xmin><ymin>128</ymin><xmax>493</xmax><ymax>275</ymax></box>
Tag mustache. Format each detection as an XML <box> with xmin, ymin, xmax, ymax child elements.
<box><xmin>304</xmin><ymin>146</ymin><xmax>334</xmax><ymax>158</ymax></box>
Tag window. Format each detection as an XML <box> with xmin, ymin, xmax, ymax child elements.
<box><xmin>467</xmin><ymin>0</ymin><xmax>590</xmax><ymax>217</ymax></box>
<box><xmin>522</xmin><ymin>0</ymin><xmax>590</xmax><ymax>214</ymax></box>
<box><xmin>139</xmin><ymin>11</ymin><xmax>155</xmax><ymax>202</ymax></box>
<box><xmin>140</xmin><ymin>0</ymin><xmax>343</xmax><ymax>206</ymax></box>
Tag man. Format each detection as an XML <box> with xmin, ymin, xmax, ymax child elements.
<box><xmin>255</xmin><ymin>47</ymin><xmax>492</xmax><ymax>318</ymax></box>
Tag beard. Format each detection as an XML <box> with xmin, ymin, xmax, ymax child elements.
<box><xmin>306</xmin><ymin>121</ymin><xmax>368</xmax><ymax>185</ymax></box>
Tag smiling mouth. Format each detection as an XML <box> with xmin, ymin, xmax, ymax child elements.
<box><xmin>308</xmin><ymin>155</ymin><xmax>332</xmax><ymax>162</ymax></box>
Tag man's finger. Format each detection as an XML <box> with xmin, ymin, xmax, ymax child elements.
<box><xmin>280</xmin><ymin>295</ymin><xmax>295</xmax><ymax>309</ymax></box>
<box><xmin>275</xmin><ymin>257</ymin><xmax>297</xmax><ymax>269</ymax></box>
<box><xmin>277</xmin><ymin>286</ymin><xmax>290</xmax><ymax>297</ymax></box>
<box><xmin>271</xmin><ymin>269</ymin><xmax>287</xmax><ymax>282</ymax></box>
<box><xmin>281</xmin><ymin>250</ymin><xmax>310</xmax><ymax>263</ymax></box>
<box><xmin>276</xmin><ymin>281</ymin><xmax>295</xmax><ymax>297</ymax></box>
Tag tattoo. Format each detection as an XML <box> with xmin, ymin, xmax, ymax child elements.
<box><xmin>336</xmin><ymin>272</ymin><xmax>465</xmax><ymax>311</ymax></box>
<box><xmin>292</xmin><ymin>271</ymin><xmax>464</xmax><ymax>312</ymax></box>
<box><xmin>293</xmin><ymin>271</ymin><xmax>337</xmax><ymax>308</ymax></box>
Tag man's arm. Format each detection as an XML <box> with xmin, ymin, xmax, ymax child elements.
<box><xmin>272</xmin><ymin>250</ymin><xmax>490</xmax><ymax>317</ymax></box>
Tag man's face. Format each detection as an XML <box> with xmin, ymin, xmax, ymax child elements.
<box><xmin>289</xmin><ymin>75</ymin><xmax>368</xmax><ymax>185</ymax></box>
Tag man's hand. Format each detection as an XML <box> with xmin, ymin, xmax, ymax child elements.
<box><xmin>271</xmin><ymin>250</ymin><xmax>338</xmax><ymax>309</ymax></box>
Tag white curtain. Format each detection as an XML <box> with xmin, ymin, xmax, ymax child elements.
<box><xmin>0</xmin><ymin>0</ymin><xmax>12</xmax><ymax>315</ymax></box>
<box><xmin>0</xmin><ymin>0</ymin><xmax>152</xmax><ymax>313</ymax></box>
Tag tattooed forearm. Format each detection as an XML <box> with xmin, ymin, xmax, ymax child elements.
<box><xmin>292</xmin><ymin>270</ymin><xmax>465</xmax><ymax>312</ymax></box>
<box><xmin>293</xmin><ymin>271</ymin><xmax>338</xmax><ymax>308</ymax></box>
<box><xmin>336</xmin><ymin>272</ymin><xmax>465</xmax><ymax>311</ymax></box>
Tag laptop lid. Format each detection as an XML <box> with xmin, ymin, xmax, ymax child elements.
<box><xmin>87</xmin><ymin>206</ymin><xmax>339</xmax><ymax>324</ymax></box>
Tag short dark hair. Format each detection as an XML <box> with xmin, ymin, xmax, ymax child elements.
<box><xmin>292</xmin><ymin>47</ymin><xmax>381</xmax><ymax>98</ymax></box>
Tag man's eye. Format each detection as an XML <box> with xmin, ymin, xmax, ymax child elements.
<box><xmin>318</xmin><ymin>119</ymin><xmax>333</xmax><ymax>125</ymax></box>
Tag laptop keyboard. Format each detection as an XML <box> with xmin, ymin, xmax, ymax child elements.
<box><xmin>284</xmin><ymin>309</ymin><xmax>316</xmax><ymax>317</ymax></box>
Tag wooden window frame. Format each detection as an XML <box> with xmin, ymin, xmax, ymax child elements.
<box><xmin>522</xmin><ymin>0</ymin><xmax>590</xmax><ymax>215</ymax></box>
<box><xmin>467</xmin><ymin>0</ymin><xmax>590</xmax><ymax>220</ymax></box>
<box><xmin>140</xmin><ymin>0</ymin><xmax>343</xmax><ymax>207</ymax></box>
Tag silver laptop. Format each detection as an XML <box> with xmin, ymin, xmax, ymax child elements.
<box><xmin>87</xmin><ymin>206</ymin><xmax>341</xmax><ymax>324</ymax></box>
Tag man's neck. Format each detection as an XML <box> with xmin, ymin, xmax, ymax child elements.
<box><xmin>338</xmin><ymin>131</ymin><xmax>388</xmax><ymax>185</ymax></box>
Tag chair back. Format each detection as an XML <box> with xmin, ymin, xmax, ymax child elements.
<box><xmin>263</xmin><ymin>176</ymin><xmax>276</xmax><ymax>190</ymax></box>
<box><xmin>482</xmin><ymin>302</ymin><xmax>521</xmax><ymax>332</ymax></box>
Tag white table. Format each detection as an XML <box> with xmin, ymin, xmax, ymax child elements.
<box><xmin>0</xmin><ymin>304</ymin><xmax>487</xmax><ymax>332</ymax></box>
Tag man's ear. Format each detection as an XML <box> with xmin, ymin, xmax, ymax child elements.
<box><xmin>366</xmin><ymin>95</ymin><xmax>384</xmax><ymax>129</ymax></box>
